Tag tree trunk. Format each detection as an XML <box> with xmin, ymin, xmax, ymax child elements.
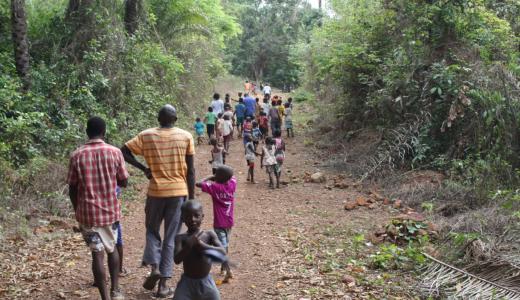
<box><xmin>10</xmin><ymin>0</ymin><xmax>30</xmax><ymax>90</ymax></box>
<box><xmin>124</xmin><ymin>0</ymin><xmax>142</xmax><ymax>35</ymax></box>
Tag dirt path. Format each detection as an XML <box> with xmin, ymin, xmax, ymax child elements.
<box><xmin>0</xmin><ymin>104</ymin><xmax>418</xmax><ymax>299</ymax></box>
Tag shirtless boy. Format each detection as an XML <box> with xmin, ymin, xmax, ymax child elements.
<box><xmin>173</xmin><ymin>200</ymin><xmax>226</xmax><ymax>300</ymax></box>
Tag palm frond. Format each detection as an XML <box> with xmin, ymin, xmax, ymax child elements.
<box><xmin>421</xmin><ymin>253</ymin><xmax>520</xmax><ymax>299</ymax></box>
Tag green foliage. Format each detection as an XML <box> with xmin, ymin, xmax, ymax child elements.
<box><xmin>0</xmin><ymin>0</ymin><xmax>238</xmax><ymax>222</ymax></box>
<box><xmin>225</xmin><ymin>0</ymin><xmax>322</xmax><ymax>88</ymax></box>
<box><xmin>370</xmin><ymin>243</ymin><xmax>426</xmax><ymax>270</ymax></box>
<box><xmin>301</xmin><ymin>0</ymin><xmax>520</xmax><ymax>195</ymax></box>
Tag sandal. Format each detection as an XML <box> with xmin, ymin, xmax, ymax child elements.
<box><xmin>111</xmin><ymin>289</ymin><xmax>125</xmax><ymax>300</ymax></box>
<box><xmin>142</xmin><ymin>271</ymin><xmax>161</xmax><ymax>290</ymax></box>
<box><xmin>155</xmin><ymin>287</ymin><xmax>175</xmax><ymax>298</ymax></box>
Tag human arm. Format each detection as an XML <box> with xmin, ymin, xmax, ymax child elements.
<box><xmin>260</xmin><ymin>148</ymin><xmax>265</xmax><ymax>168</ymax></box>
<box><xmin>186</xmin><ymin>155</ymin><xmax>195</xmax><ymax>199</ymax></box>
<box><xmin>196</xmin><ymin>174</ymin><xmax>215</xmax><ymax>188</ymax></box>
<box><xmin>196</xmin><ymin>231</ymin><xmax>226</xmax><ymax>255</ymax></box>
<box><xmin>68</xmin><ymin>184</ymin><xmax>78</xmax><ymax>211</ymax></box>
<box><xmin>120</xmin><ymin>145</ymin><xmax>152</xmax><ymax>179</ymax></box>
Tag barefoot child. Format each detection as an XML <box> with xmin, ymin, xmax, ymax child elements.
<box><xmin>261</xmin><ymin>137</ymin><xmax>279</xmax><ymax>189</ymax></box>
<box><xmin>284</xmin><ymin>103</ymin><xmax>294</xmax><ymax>138</ymax></box>
<box><xmin>258</xmin><ymin>111</ymin><xmax>269</xmax><ymax>137</ymax></box>
<box><xmin>244</xmin><ymin>134</ymin><xmax>259</xmax><ymax>183</ymax></box>
<box><xmin>273</xmin><ymin>130</ymin><xmax>286</xmax><ymax>186</ymax></box>
<box><xmin>173</xmin><ymin>200</ymin><xmax>225</xmax><ymax>300</ymax></box>
<box><xmin>209</xmin><ymin>137</ymin><xmax>226</xmax><ymax>174</ymax></box>
<box><xmin>222</xmin><ymin>114</ymin><xmax>234</xmax><ymax>152</ymax></box>
<box><xmin>215</xmin><ymin>113</ymin><xmax>224</xmax><ymax>144</ymax></box>
<box><xmin>234</xmin><ymin>98</ymin><xmax>246</xmax><ymax>137</ymax></box>
<box><xmin>194</xmin><ymin>117</ymin><xmax>205</xmax><ymax>145</ymax></box>
<box><xmin>242</xmin><ymin>116</ymin><xmax>253</xmax><ymax>144</ymax></box>
<box><xmin>204</xmin><ymin>107</ymin><xmax>216</xmax><ymax>142</ymax></box>
<box><xmin>196</xmin><ymin>165</ymin><xmax>236</xmax><ymax>282</ymax></box>
<box><xmin>251</xmin><ymin>121</ymin><xmax>263</xmax><ymax>150</ymax></box>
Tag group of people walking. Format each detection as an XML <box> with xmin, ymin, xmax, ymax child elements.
<box><xmin>66</xmin><ymin>86</ymin><xmax>295</xmax><ymax>300</ymax></box>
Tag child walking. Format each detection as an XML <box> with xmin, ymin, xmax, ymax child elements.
<box><xmin>215</xmin><ymin>113</ymin><xmax>224</xmax><ymax>144</ymax></box>
<box><xmin>242</xmin><ymin>116</ymin><xmax>253</xmax><ymax>144</ymax></box>
<box><xmin>222</xmin><ymin>114</ymin><xmax>234</xmax><ymax>152</ymax></box>
<box><xmin>209</xmin><ymin>137</ymin><xmax>226</xmax><ymax>174</ymax></box>
<box><xmin>194</xmin><ymin>117</ymin><xmax>205</xmax><ymax>145</ymax></box>
<box><xmin>258</xmin><ymin>111</ymin><xmax>269</xmax><ymax>137</ymax></box>
<box><xmin>196</xmin><ymin>165</ymin><xmax>236</xmax><ymax>283</ymax></box>
<box><xmin>261</xmin><ymin>137</ymin><xmax>280</xmax><ymax>189</ymax></box>
<box><xmin>284</xmin><ymin>102</ymin><xmax>294</xmax><ymax>138</ymax></box>
<box><xmin>204</xmin><ymin>107</ymin><xmax>216</xmax><ymax>142</ymax></box>
<box><xmin>244</xmin><ymin>134</ymin><xmax>259</xmax><ymax>183</ymax></box>
<box><xmin>172</xmin><ymin>200</ymin><xmax>226</xmax><ymax>300</ymax></box>
<box><xmin>251</xmin><ymin>121</ymin><xmax>263</xmax><ymax>150</ymax></box>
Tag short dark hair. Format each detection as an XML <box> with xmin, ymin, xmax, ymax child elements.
<box><xmin>208</xmin><ymin>107</ymin><xmax>213</xmax><ymax>112</ymax></box>
<box><xmin>213</xmin><ymin>93</ymin><xmax>220</xmax><ymax>100</ymax></box>
<box><xmin>273</xmin><ymin>130</ymin><xmax>282</xmax><ymax>138</ymax></box>
<box><xmin>223</xmin><ymin>114</ymin><xmax>230</xmax><ymax>120</ymax></box>
<box><xmin>196</xmin><ymin>117</ymin><xmax>201</xmax><ymax>122</ymax></box>
<box><xmin>181</xmin><ymin>199</ymin><xmax>203</xmax><ymax>215</ymax></box>
<box><xmin>86</xmin><ymin>116</ymin><xmax>106</xmax><ymax>138</ymax></box>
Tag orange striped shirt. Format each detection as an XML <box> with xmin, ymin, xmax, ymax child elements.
<box><xmin>126</xmin><ymin>127</ymin><xmax>195</xmax><ymax>197</ymax></box>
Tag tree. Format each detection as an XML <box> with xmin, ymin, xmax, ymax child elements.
<box><xmin>124</xmin><ymin>0</ymin><xmax>142</xmax><ymax>35</ymax></box>
<box><xmin>10</xmin><ymin>0</ymin><xmax>30</xmax><ymax>90</ymax></box>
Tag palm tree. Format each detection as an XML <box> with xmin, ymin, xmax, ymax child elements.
<box><xmin>10</xmin><ymin>0</ymin><xmax>30</xmax><ymax>90</ymax></box>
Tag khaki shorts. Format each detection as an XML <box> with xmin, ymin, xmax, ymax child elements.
<box><xmin>80</xmin><ymin>222</ymin><xmax>118</xmax><ymax>253</ymax></box>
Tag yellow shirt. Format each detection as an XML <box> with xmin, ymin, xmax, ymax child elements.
<box><xmin>278</xmin><ymin>105</ymin><xmax>286</xmax><ymax>117</ymax></box>
<box><xmin>126</xmin><ymin>127</ymin><xmax>195</xmax><ymax>197</ymax></box>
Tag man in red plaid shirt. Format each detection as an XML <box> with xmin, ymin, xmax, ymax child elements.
<box><xmin>67</xmin><ymin>117</ymin><xmax>129</xmax><ymax>300</ymax></box>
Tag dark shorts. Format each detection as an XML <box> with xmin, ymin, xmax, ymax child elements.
<box><xmin>236</xmin><ymin>117</ymin><xmax>244</xmax><ymax>126</ymax></box>
<box><xmin>173</xmin><ymin>274</ymin><xmax>220</xmax><ymax>300</ymax></box>
<box><xmin>207</xmin><ymin>124</ymin><xmax>215</xmax><ymax>136</ymax></box>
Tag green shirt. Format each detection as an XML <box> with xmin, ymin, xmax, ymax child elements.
<box><xmin>205</xmin><ymin>112</ymin><xmax>216</xmax><ymax>125</ymax></box>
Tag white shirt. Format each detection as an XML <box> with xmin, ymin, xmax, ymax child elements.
<box><xmin>261</xmin><ymin>102</ymin><xmax>271</xmax><ymax>114</ymax></box>
<box><xmin>263</xmin><ymin>85</ymin><xmax>271</xmax><ymax>95</ymax></box>
<box><xmin>222</xmin><ymin>120</ymin><xmax>233</xmax><ymax>136</ymax></box>
<box><xmin>211</xmin><ymin>99</ymin><xmax>224</xmax><ymax>115</ymax></box>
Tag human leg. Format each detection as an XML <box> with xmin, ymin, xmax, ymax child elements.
<box><xmin>91</xmin><ymin>251</ymin><xmax>110</xmax><ymax>300</ymax></box>
<box><xmin>156</xmin><ymin>197</ymin><xmax>184</xmax><ymax>297</ymax></box>
<box><xmin>142</xmin><ymin>197</ymin><xmax>166</xmax><ymax>290</ymax></box>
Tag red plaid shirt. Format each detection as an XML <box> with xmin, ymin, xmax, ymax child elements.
<box><xmin>67</xmin><ymin>139</ymin><xmax>129</xmax><ymax>227</ymax></box>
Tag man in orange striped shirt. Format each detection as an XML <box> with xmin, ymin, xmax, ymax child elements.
<box><xmin>121</xmin><ymin>105</ymin><xmax>195</xmax><ymax>298</ymax></box>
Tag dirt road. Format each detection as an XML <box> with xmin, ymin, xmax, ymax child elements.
<box><xmin>1</xmin><ymin>107</ymin><xmax>417</xmax><ymax>299</ymax></box>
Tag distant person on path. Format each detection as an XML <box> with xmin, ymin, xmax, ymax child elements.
<box><xmin>215</xmin><ymin>113</ymin><xmax>224</xmax><ymax>144</ymax></box>
<box><xmin>244</xmin><ymin>80</ymin><xmax>251</xmax><ymax>94</ymax></box>
<box><xmin>262</xmin><ymin>83</ymin><xmax>271</xmax><ymax>100</ymax></box>
<box><xmin>204</xmin><ymin>107</ymin><xmax>216</xmax><ymax>142</ymax></box>
<box><xmin>242</xmin><ymin>116</ymin><xmax>253</xmax><ymax>144</ymax></box>
<box><xmin>194</xmin><ymin>117</ymin><xmax>205</xmax><ymax>145</ymax></box>
<box><xmin>121</xmin><ymin>105</ymin><xmax>195</xmax><ymax>298</ymax></box>
<box><xmin>268</xmin><ymin>99</ymin><xmax>281</xmax><ymax>133</ymax></box>
<box><xmin>258</xmin><ymin>111</ymin><xmax>269</xmax><ymax>137</ymax></box>
<box><xmin>243</xmin><ymin>93</ymin><xmax>256</xmax><ymax>118</ymax></box>
<box><xmin>273</xmin><ymin>130</ymin><xmax>286</xmax><ymax>186</ymax></box>
<box><xmin>222</xmin><ymin>114</ymin><xmax>234</xmax><ymax>152</ymax></box>
<box><xmin>261</xmin><ymin>137</ymin><xmax>279</xmax><ymax>189</ymax></box>
<box><xmin>211</xmin><ymin>93</ymin><xmax>224</xmax><ymax>116</ymax></box>
<box><xmin>233</xmin><ymin>98</ymin><xmax>246</xmax><ymax>137</ymax></box>
<box><xmin>244</xmin><ymin>134</ymin><xmax>259</xmax><ymax>183</ymax></box>
<box><xmin>196</xmin><ymin>165</ymin><xmax>237</xmax><ymax>283</ymax></box>
<box><xmin>172</xmin><ymin>200</ymin><xmax>226</xmax><ymax>300</ymax></box>
<box><xmin>261</xmin><ymin>96</ymin><xmax>271</xmax><ymax>116</ymax></box>
<box><xmin>67</xmin><ymin>116</ymin><xmax>129</xmax><ymax>300</ymax></box>
<box><xmin>284</xmin><ymin>103</ymin><xmax>294</xmax><ymax>138</ymax></box>
<box><xmin>209</xmin><ymin>137</ymin><xmax>226</xmax><ymax>175</ymax></box>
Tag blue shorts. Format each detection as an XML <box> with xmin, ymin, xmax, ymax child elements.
<box><xmin>214</xmin><ymin>228</ymin><xmax>231</xmax><ymax>251</ymax></box>
<box><xmin>116</xmin><ymin>222</ymin><xmax>123</xmax><ymax>246</ymax></box>
<box><xmin>173</xmin><ymin>274</ymin><xmax>220</xmax><ymax>300</ymax></box>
